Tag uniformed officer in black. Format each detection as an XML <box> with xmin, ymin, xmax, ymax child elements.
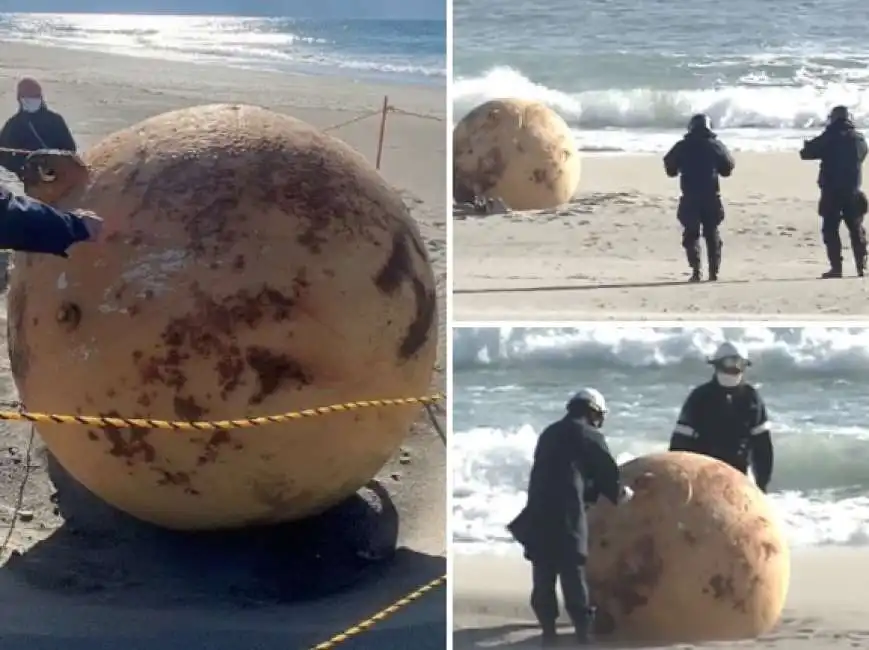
<box><xmin>669</xmin><ymin>342</ymin><xmax>774</xmax><ymax>492</ymax></box>
<box><xmin>507</xmin><ymin>388</ymin><xmax>633</xmax><ymax>646</ymax></box>
<box><xmin>663</xmin><ymin>113</ymin><xmax>736</xmax><ymax>283</ymax></box>
<box><xmin>799</xmin><ymin>105</ymin><xmax>869</xmax><ymax>278</ymax></box>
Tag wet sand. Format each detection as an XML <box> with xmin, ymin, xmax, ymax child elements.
<box><xmin>0</xmin><ymin>40</ymin><xmax>446</xmax><ymax>649</ymax></box>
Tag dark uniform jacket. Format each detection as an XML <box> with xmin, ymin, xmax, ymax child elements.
<box><xmin>0</xmin><ymin>106</ymin><xmax>76</xmax><ymax>178</ymax></box>
<box><xmin>0</xmin><ymin>189</ymin><xmax>91</xmax><ymax>256</ymax></box>
<box><xmin>800</xmin><ymin>120</ymin><xmax>868</xmax><ymax>194</ymax></box>
<box><xmin>663</xmin><ymin>129</ymin><xmax>735</xmax><ymax>197</ymax></box>
<box><xmin>669</xmin><ymin>380</ymin><xmax>774</xmax><ymax>491</ymax></box>
<box><xmin>508</xmin><ymin>417</ymin><xmax>622</xmax><ymax>561</ymax></box>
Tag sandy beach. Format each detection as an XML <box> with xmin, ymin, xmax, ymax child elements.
<box><xmin>0</xmin><ymin>40</ymin><xmax>446</xmax><ymax>649</ymax></box>
<box><xmin>453</xmin><ymin>549</ymin><xmax>869</xmax><ymax>649</ymax></box>
<box><xmin>453</xmin><ymin>152</ymin><xmax>869</xmax><ymax>321</ymax></box>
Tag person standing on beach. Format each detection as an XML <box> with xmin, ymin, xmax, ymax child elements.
<box><xmin>507</xmin><ymin>388</ymin><xmax>633</xmax><ymax>646</ymax></box>
<box><xmin>0</xmin><ymin>78</ymin><xmax>77</xmax><ymax>179</ymax></box>
<box><xmin>668</xmin><ymin>342</ymin><xmax>774</xmax><ymax>493</ymax></box>
<box><xmin>799</xmin><ymin>105</ymin><xmax>868</xmax><ymax>278</ymax></box>
<box><xmin>663</xmin><ymin>113</ymin><xmax>735</xmax><ymax>283</ymax></box>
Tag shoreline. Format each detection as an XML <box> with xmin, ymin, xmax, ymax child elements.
<box><xmin>0</xmin><ymin>37</ymin><xmax>446</xmax><ymax>90</ymax></box>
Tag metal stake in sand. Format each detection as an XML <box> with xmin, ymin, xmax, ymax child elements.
<box><xmin>376</xmin><ymin>95</ymin><xmax>389</xmax><ymax>170</ymax></box>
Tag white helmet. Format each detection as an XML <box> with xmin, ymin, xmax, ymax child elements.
<box><xmin>708</xmin><ymin>341</ymin><xmax>751</xmax><ymax>367</ymax></box>
<box><xmin>567</xmin><ymin>387</ymin><xmax>608</xmax><ymax>415</ymax></box>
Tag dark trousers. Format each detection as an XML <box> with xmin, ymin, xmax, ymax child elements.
<box><xmin>530</xmin><ymin>555</ymin><xmax>591</xmax><ymax>634</ymax></box>
<box><xmin>819</xmin><ymin>191</ymin><xmax>868</xmax><ymax>271</ymax></box>
<box><xmin>678</xmin><ymin>194</ymin><xmax>724</xmax><ymax>273</ymax></box>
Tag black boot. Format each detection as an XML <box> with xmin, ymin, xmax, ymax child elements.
<box><xmin>708</xmin><ymin>244</ymin><xmax>721</xmax><ymax>281</ymax></box>
<box><xmin>708</xmin><ymin>256</ymin><xmax>719</xmax><ymax>281</ymax></box>
<box><xmin>574</xmin><ymin>608</ymin><xmax>595</xmax><ymax>645</ymax></box>
<box><xmin>845</xmin><ymin>220</ymin><xmax>867</xmax><ymax>277</ymax></box>
<box><xmin>823</xmin><ymin>243</ymin><xmax>843</xmax><ymax>278</ymax></box>
<box><xmin>854</xmin><ymin>251</ymin><xmax>867</xmax><ymax>277</ymax></box>
<box><xmin>822</xmin><ymin>253</ymin><xmax>843</xmax><ymax>278</ymax></box>
<box><xmin>684</xmin><ymin>241</ymin><xmax>702</xmax><ymax>282</ymax></box>
<box><xmin>540</xmin><ymin>626</ymin><xmax>559</xmax><ymax>647</ymax></box>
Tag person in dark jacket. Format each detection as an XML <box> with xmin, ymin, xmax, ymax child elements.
<box><xmin>799</xmin><ymin>105</ymin><xmax>869</xmax><ymax>278</ymax></box>
<box><xmin>507</xmin><ymin>388</ymin><xmax>633</xmax><ymax>646</ymax></box>
<box><xmin>0</xmin><ymin>78</ymin><xmax>77</xmax><ymax>179</ymax></box>
<box><xmin>663</xmin><ymin>114</ymin><xmax>736</xmax><ymax>282</ymax></box>
<box><xmin>669</xmin><ymin>341</ymin><xmax>773</xmax><ymax>493</ymax></box>
<box><xmin>0</xmin><ymin>187</ymin><xmax>102</xmax><ymax>255</ymax></box>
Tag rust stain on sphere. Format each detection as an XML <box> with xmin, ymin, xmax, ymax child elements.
<box><xmin>586</xmin><ymin>452</ymin><xmax>790</xmax><ymax>644</ymax></box>
<box><xmin>452</xmin><ymin>98</ymin><xmax>581</xmax><ymax>211</ymax></box>
<box><xmin>8</xmin><ymin>103</ymin><xmax>438</xmax><ymax>531</ymax></box>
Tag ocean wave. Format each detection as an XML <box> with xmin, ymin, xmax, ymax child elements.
<box><xmin>452</xmin><ymin>423</ymin><xmax>869</xmax><ymax>548</ymax></box>
<box><xmin>452</xmin><ymin>326</ymin><xmax>869</xmax><ymax>376</ymax></box>
<box><xmin>453</xmin><ymin>66</ymin><xmax>869</xmax><ymax>130</ymax></box>
<box><xmin>454</xmin><ymin>422</ymin><xmax>869</xmax><ymax>493</ymax></box>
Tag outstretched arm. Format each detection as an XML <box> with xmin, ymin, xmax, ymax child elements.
<box><xmin>580</xmin><ymin>429</ymin><xmax>624</xmax><ymax>505</ymax></box>
<box><xmin>0</xmin><ymin>189</ymin><xmax>96</xmax><ymax>256</ymax></box>
<box><xmin>799</xmin><ymin>133</ymin><xmax>826</xmax><ymax>160</ymax></box>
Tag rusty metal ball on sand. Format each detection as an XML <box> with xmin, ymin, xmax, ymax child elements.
<box><xmin>586</xmin><ymin>451</ymin><xmax>790</xmax><ymax>644</ymax></box>
<box><xmin>7</xmin><ymin>103</ymin><xmax>438</xmax><ymax>531</ymax></box>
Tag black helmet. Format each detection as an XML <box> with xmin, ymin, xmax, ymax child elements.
<box><xmin>688</xmin><ymin>113</ymin><xmax>713</xmax><ymax>132</ymax></box>
<box><xmin>828</xmin><ymin>105</ymin><xmax>851</xmax><ymax>125</ymax></box>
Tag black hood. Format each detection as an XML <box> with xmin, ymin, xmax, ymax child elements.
<box><xmin>826</xmin><ymin>118</ymin><xmax>855</xmax><ymax>132</ymax></box>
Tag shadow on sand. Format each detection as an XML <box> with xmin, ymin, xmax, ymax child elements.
<box><xmin>453</xmin><ymin>625</ymin><xmax>666</xmax><ymax>649</ymax></box>
<box><xmin>4</xmin><ymin>452</ymin><xmax>443</xmax><ymax>609</ymax></box>
<box><xmin>453</xmin><ymin>624</ymin><xmax>541</xmax><ymax>648</ymax></box>
<box><xmin>453</xmin><ymin>276</ymin><xmax>827</xmax><ymax>295</ymax></box>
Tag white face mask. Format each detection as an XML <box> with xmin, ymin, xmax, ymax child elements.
<box><xmin>19</xmin><ymin>98</ymin><xmax>42</xmax><ymax>113</ymax></box>
<box><xmin>716</xmin><ymin>371</ymin><xmax>743</xmax><ymax>388</ymax></box>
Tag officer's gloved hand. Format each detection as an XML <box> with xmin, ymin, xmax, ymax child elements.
<box><xmin>618</xmin><ymin>486</ymin><xmax>634</xmax><ymax>504</ymax></box>
<box><xmin>72</xmin><ymin>209</ymin><xmax>104</xmax><ymax>242</ymax></box>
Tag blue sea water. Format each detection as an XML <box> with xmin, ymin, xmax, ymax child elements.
<box><xmin>0</xmin><ymin>12</ymin><xmax>445</xmax><ymax>85</ymax></box>
<box><xmin>454</xmin><ymin>0</ymin><xmax>869</xmax><ymax>151</ymax></box>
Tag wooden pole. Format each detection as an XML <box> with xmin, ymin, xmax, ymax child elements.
<box><xmin>375</xmin><ymin>95</ymin><xmax>389</xmax><ymax>170</ymax></box>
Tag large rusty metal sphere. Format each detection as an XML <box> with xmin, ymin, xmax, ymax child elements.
<box><xmin>586</xmin><ymin>452</ymin><xmax>790</xmax><ymax>644</ymax></box>
<box><xmin>8</xmin><ymin>103</ymin><xmax>437</xmax><ymax>531</ymax></box>
<box><xmin>453</xmin><ymin>99</ymin><xmax>580</xmax><ymax>210</ymax></box>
